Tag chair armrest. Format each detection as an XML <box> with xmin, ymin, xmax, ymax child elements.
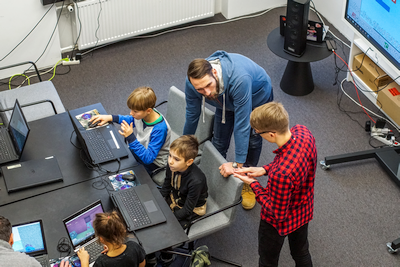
<box><xmin>0</xmin><ymin>61</ymin><xmax>42</xmax><ymax>82</ymax></box>
<box><xmin>185</xmin><ymin>196</ymin><xmax>242</xmax><ymax>236</ymax></box>
<box><xmin>0</xmin><ymin>99</ymin><xmax>57</xmax><ymax>115</ymax></box>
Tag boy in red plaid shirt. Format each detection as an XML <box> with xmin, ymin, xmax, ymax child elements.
<box><xmin>234</xmin><ymin>102</ymin><xmax>316</xmax><ymax>267</ymax></box>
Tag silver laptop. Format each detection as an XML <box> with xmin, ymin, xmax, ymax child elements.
<box><xmin>0</xmin><ymin>99</ymin><xmax>30</xmax><ymax>164</ymax></box>
<box><xmin>62</xmin><ymin>200</ymin><xmax>105</xmax><ymax>264</ymax></box>
<box><xmin>12</xmin><ymin>220</ymin><xmax>50</xmax><ymax>267</ymax></box>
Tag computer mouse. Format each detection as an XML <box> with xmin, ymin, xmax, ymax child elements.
<box><xmin>88</xmin><ymin>120</ymin><xmax>100</xmax><ymax>128</ymax></box>
<box><xmin>121</xmin><ymin>173</ymin><xmax>135</xmax><ymax>182</ymax></box>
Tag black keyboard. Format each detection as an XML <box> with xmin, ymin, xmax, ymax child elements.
<box><xmin>85</xmin><ymin>241</ymin><xmax>104</xmax><ymax>263</ymax></box>
<box><xmin>34</xmin><ymin>254</ymin><xmax>50</xmax><ymax>267</ymax></box>
<box><xmin>119</xmin><ymin>189</ymin><xmax>151</xmax><ymax>228</ymax></box>
<box><xmin>0</xmin><ymin>135</ymin><xmax>12</xmax><ymax>160</ymax></box>
<box><xmin>85</xmin><ymin>129</ymin><xmax>114</xmax><ymax>161</ymax></box>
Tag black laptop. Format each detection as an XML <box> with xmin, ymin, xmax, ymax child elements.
<box><xmin>12</xmin><ymin>219</ymin><xmax>51</xmax><ymax>267</ymax></box>
<box><xmin>110</xmin><ymin>184</ymin><xmax>166</xmax><ymax>232</ymax></box>
<box><xmin>0</xmin><ymin>99</ymin><xmax>30</xmax><ymax>164</ymax></box>
<box><xmin>67</xmin><ymin>110</ymin><xmax>129</xmax><ymax>164</ymax></box>
<box><xmin>1</xmin><ymin>156</ymin><xmax>63</xmax><ymax>193</ymax></box>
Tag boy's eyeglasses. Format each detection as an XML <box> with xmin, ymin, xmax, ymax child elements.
<box><xmin>252</xmin><ymin>130</ymin><xmax>276</xmax><ymax>137</ymax></box>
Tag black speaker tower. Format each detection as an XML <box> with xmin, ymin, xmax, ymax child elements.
<box><xmin>284</xmin><ymin>0</ymin><xmax>310</xmax><ymax>57</ymax></box>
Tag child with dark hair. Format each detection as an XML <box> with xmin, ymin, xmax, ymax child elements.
<box><xmin>77</xmin><ymin>211</ymin><xmax>146</xmax><ymax>267</ymax></box>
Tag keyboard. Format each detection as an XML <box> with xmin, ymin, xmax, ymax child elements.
<box><xmin>0</xmin><ymin>134</ymin><xmax>12</xmax><ymax>160</ymax></box>
<box><xmin>85</xmin><ymin>129</ymin><xmax>114</xmax><ymax>161</ymax></box>
<box><xmin>34</xmin><ymin>254</ymin><xmax>50</xmax><ymax>267</ymax></box>
<box><xmin>85</xmin><ymin>241</ymin><xmax>104</xmax><ymax>263</ymax></box>
<box><xmin>119</xmin><ymin>189</ymin><xmax>151</xmax><ymax>228</ymax></box>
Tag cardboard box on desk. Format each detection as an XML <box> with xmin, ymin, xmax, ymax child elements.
<box><xmin>377</xmin><ymin>82</ymin><xmax>400</xmax><ymax>126</ymax></box>
<box><xmin>353</xmin><ymin>53</ymin><xmax>393</xmax><ymax>93</ymax></box>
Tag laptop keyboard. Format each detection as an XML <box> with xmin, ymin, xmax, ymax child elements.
<box><xmin>35</xmin><ymin>255</ymin><xmax>50</xmax><ymax>267</ymax></box>
<box><xmin>0</xmin><ymin>135</ymin><xmax>12</xmax><ymax>160</ymax></box>
<box><xmin>119</xmin><ymin>189</ymin><xmax>151</xmax><ymax>228</ymax></box>
<box><xmin>85</xmin><ymin>129</ymin><xmax>114</xmax><ymax>161</ymax></box>
<box><xmin>85</xmin><ymin>241</ymin><xmax>104</xmax><ymax>263</ymax></box>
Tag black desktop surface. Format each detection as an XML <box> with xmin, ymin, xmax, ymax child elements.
<box><xmin>0</xmin><ymin>103</ymin><xmax>136</xmax><ymax>206</ymax></box>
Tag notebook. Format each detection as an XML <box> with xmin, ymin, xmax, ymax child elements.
<box><xmin>67</xmin><ymin>110</ymin><xmax>129</xmax><ymax>165</ymax></box>
<box><xmin>110</xmin><ymin>184</ymin><xmax>166</xmax><ymax>232</ymax></box>
<box><xmin>0</xmin><ymin>99</ymin><xmax>30</xmax><ymax>164</ymax></box>
<box><xmin>1</xmin><ymin>156</ymin><xmax>63</xmax><ymax>193</ymax></box>
<box><xmin>12</xmin><ymin>219</ymin><xmax>51</xmax><ymax>267</ymax></box>
<box><xmin>62</xmin><ymin>200</ymin><xmax>105</xmax><ymax>264</ymax></box>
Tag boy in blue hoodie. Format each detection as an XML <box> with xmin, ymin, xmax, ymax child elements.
<box><xmin>91</xmin><ymin>86</ymin><xmax>171</xmax><ymax>175</ymax></box>
<box><xmin>183</xmin><ymin>51</ymin><xmax>273</xmax><ymax>210</ymax></box>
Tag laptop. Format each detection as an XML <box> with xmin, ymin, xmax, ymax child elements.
<box><xmin>1</xmin><ymin>156</ymin><xmax>63</xmax><ymax>193</ymax></box>
<box><xmin>12</xmin><ymin>219</ymin><xmax>51</xmax><ymax>267</ymax></box>
<box><xmin>110</xmin><ymin>184</ymin><xmax>166</xmax><ymax>232</ymax></box>
<box><xmin>0</xmin><ymin>99</ymin><xmax>30</xmax><ymax>164</ymax></box>
<box><xmin>67</xmin><ymin>110</ymin><xmax>129</xmax><ymax>165</ymax></box>
<box><xmin>63</xmin><ymin>200</ymin><xmax>105</xmax><ymax>264</ymax></box>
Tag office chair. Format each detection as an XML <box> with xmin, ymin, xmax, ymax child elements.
<box><xmin>166</xmin><ymin>141</ymin><xmax>243</xmax><ymax>266</ymax></box>
<box><xmin>0</xmin><ymin>62</ymin><xmax>65</xmax><ymax>126</ymax></box>
<box><xmin>151</xmin><ymin>86</ymin><xmax>214</xmax><ymax>186</ymax></box>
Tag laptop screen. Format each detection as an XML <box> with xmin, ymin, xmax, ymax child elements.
<box><xmin>9</xmin><ymin>99</ymin><xmax>30</xmax><ymax>156</ymax></box>
<box><xmin>63</xmin><ymin>200</ymin><xmax>104</xmax><ymax>248</ymax></box>
<box><xmin>12</xmin><ymin>220</ymin><xmax>47</xmax><ymax>257</ymax></box>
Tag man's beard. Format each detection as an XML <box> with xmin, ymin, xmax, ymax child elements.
<box><xmin>205</xmin><ymin>75</ymin><xmax>220</xmax><ymax>100</ymax></box>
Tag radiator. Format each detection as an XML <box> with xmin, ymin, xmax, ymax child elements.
<box><xmin>74</xmin><ymin>0</ymin><xmax>215</xmax><ymax>50</ymax></box>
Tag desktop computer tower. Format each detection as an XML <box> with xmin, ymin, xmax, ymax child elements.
<box><xmin>284</xmin><ymin>0</ymin><xmax>310</xmax><ymax>57</ymax></box>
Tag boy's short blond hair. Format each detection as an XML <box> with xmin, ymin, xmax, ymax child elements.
<box><xmin>250</xmin><ymin>102</ymin><xmax>289</xmax><ymax>134</ymax></box>
<box><xmin>126</xmin><ymin>86</ymin><xmax>157</xmax><ymax>111</ymax></box>
<box><xmin>170</xmin><ymin>135</ymin><xmax>199</xmax><ymax>162</ymax></box>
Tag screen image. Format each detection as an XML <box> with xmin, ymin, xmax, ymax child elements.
<box><xmin>9</xmin><ymin>103</ymin><xmax>29</xmax><ymax>154</ymax></box>
<box><xmin>345</xmin><ymin>0</ymin><xmax>400</xmax><ymax>70</ymax></box>
<box><xmin>65</xmin><ymin>204</ymin><xmax>103</xmax><ymax>246</ymax></box>
<box><xmin>12</xmin><ymin>221</ymin><xmax>45</xmax><ymax>254</ymax></box>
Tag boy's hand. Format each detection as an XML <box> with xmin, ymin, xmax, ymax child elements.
<box><xmin>59</xmin><ymin>260</ymin><xmax>72</xmax><ymax>267</ymax></box>
<box><xmin>77</xmin><ymin>247</ymin><xmax>90</xmax><ymax>267</ymax></box>
<box><xmin>119</xmin><ymin>120</ymin><xmax>134</xmax><ymax>137</ymax></box>
<box><xmin>90</xmin><ymin>115</ymin><xmax>112</xmax><ymax>126</ymax></box>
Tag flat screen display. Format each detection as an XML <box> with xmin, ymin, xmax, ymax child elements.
<box><xmin>344</xmin><ymin>0</ymin><xmax>400</xmax><ymax>70</ymax></box>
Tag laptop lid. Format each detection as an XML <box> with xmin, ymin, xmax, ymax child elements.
<box><xmin>62</xmin><ymin>200</ymin><xmax>104</xmax><ymax>250</ymax></box>
<box><xmin>2</xmin><ymin>156</ymin><xmax>63</xmax><ymax>193</ymax></box>
<box><xmin>67</xmin><ymin>110</ymin><xmax>129</xmax><ymax>164</ymax></box>
<box><xmin>110</xmin><ymin>184</ymin><xmax>166</xmax><ymax>232</ymax></box>
<box><xmin>12</xmin><ymin>219</ymin><xmax>48</xmax><ymax>257</ymax></box>
<box><xmin>0</xmin><ymin>99</ymin><xmax>30</xmax><ymax>163</ymax></box>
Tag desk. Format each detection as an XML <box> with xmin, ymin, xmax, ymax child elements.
<box><xmin>0</xmin><ymin>103</ymin><xmax>135</xmax><ymax>207</ymax></box>
<box><xmin>0</xmin><ymin>103</ymin><xmax>188</xmax><ymax>257</ymax></box>
<box><xmin>267</xmin><ymin>27</ymin><xmax>332</xmax><ymax>96</ymax></box>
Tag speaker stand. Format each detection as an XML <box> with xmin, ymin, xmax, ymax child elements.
<box><xmin>281</xmin><ymin>61</ymin><xmax>313</xmax><ymax>96</ymax></box>
<box><xmin>267</xmin><ymin>27</ymin><xmax>332</xmax><ymax>96</ymax></box>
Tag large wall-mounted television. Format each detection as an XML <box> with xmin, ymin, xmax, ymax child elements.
<box><xmin>344</xmin><ymin>0</ymin><xmax>400</xmax><ymax>71</ymax></box>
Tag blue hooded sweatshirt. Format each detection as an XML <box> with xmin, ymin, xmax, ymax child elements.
<box><xmin>183</xmin><ymin>51</ymin><xmax>272</xmax><ymax>163</ymax></box>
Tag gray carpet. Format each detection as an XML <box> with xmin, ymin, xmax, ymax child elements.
<box><xmin>2</xmin><ymin>6</ymin><xmax>400</xmax><ymax>267</ymax></box>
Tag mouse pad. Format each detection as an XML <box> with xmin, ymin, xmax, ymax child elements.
<box><xmin>108</xmin><ymin>170</ymin><xmax>140</xmax><ymax>191</ymax></box>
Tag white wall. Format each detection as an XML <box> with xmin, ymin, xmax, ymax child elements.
<box><xmin>0</xmin><ymin>0</ymin><xmax>61</xmax><ymax>80</ymax></box>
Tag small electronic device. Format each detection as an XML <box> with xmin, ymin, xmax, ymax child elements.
<box><xmin>88</xmin><ymin>120</ymin><xmax>100</xmax><ymax>128</ymax></box>
<box><xmin>122</xmin><ymin>173</ymin><xmax>135</xmax><ymax>182</ymax></box>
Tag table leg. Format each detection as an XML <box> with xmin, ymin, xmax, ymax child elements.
<box><xmin>280</xmin><ymin>61</ymin><xmax>314</xmax><ymax>96</ymax></box>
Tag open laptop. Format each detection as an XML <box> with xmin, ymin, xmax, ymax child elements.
<box><xmin>63</xmin><ymin>200</ymin><xmax>105</xmax><ymax>264</ymax></box>
<box><xmin>0</xmin><ymin>99</ymin><xmax>30</xmax><ymax>164</ymax></box>
<box><xmin>2</xmin><ymin>156</ymin><xmax>63</xmax><ymax>193</ymax></box>
<box><xmin>110</xmin><ymin>183</ymin><xmax>166</xmax><ymax>232</ymax></box>
<box><xmin>12</xmin><ymin>219</ymin><xmax>50</xmax><ymax>267</ymax></box>
<box><xmin>67</xmin><ymin>110</ymin><xmax>129</xmax><ymax>165</ymax></box>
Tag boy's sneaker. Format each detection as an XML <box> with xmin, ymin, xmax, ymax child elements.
<box><xmin>241</xmin><ymin>183</ymin><xmax>256</xmax><ymax>210</ymax></box>
<box><xmin>159</xmin><ymin>254</ymin><xmax>176</xmax><ymax>267</ymax></box>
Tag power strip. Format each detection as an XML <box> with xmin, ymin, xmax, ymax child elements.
<box><xmin>63</xmin><ymin>59</ymin><xmax>80</xmax><ymax>65</ymax></box>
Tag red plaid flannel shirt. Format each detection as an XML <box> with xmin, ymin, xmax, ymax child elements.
<box><xmin>250</xmin><ymin>125</ymin><xmax>317</xmax><ymax>236</ymax></box>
